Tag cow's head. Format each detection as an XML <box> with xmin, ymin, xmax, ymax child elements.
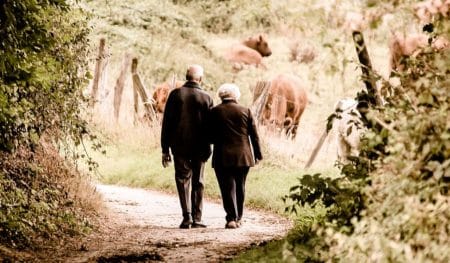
<box><xmin>152</xmin><ymin>84</ymin><xmax>171</xmax><ymax>113</ymax></box>
<box><xmin>244</xmin><ymin>34</ymin><xmax>272</xmax><ymax>57</ymax></box>
<box><xmin>151</xmin><ymin>80</ymin><xmax>184</xmax><ymax>113</ymax></box>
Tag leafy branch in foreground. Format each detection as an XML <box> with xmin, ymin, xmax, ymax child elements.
<box><xmin>283</xmin><ymin>155</ymin><xmax>370</xmax><ymax>230</ymax></box>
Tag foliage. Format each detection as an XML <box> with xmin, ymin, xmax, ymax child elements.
<box><xmin>282</xmin><ymin>1</ymin><xmax>450</xmax><ymax>262</ymax></box>
<box><xmin>0</xmin><ymin>147</ymin><xmax>95</xmax><ymax>249</ymax></box>
<box><xmin>0</xmin><ymin>0</ymin><xmax>90</xmax><ymax>152</ymax></box>
<box><xmin>283</xmin><ymin>168</ymin><xmax>366</xmax><ymax>229</ymax></box>
<box><xmin>320</xmin><ymin>18</ymin><xmax>450</xmax><ymax>261</ymax></box>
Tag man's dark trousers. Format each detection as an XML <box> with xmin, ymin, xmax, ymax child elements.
<box><xmin>174</xmin><ymin>155</ymin><xmax>205</xmax><ymax>222</ymax></box>
<box><xmin>214</xmin><ymin>166</ymin><xmax>249</xmax><ymax>222</ymax></box>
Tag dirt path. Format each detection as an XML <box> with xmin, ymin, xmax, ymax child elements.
<box><xmin>62</xmin><ymin>184</ymin><xmax>292</xmax><ymax>262</ymax></box>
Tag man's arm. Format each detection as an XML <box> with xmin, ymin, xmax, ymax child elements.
<box><xmin>161</xmin><ymin>92</ymin><xmax>176</xmax><ymax>158</ymax></box>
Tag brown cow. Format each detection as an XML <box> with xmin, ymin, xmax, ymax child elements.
<box><xmin>151</xmin><ymin>80</ymin><xmax>184</xmax><ymax>113</ymax></box>
<box><xmin>389</xmin><ymin>32</ymin><xmax>450</xmax><ymax>73</ymax></box>
<box><xmin>414</xmin><ymin>0</ymin><xmax>449</xmax><ymax>23</ymax></box>
<box><xmin>225</xmin><ymin>34</ymin><xmax>272</xmax><ymax>70</ymax></box>
<box><xmin>253</xmin><ymin>74</ymin><xmax>308</xmax><ymax>139</ymax></box>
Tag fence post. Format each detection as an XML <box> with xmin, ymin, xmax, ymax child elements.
<box><xmin>304</xmin><ymin>130</ymin><xmax>328</xmax><ymax>169</ymax></box>
<box><xmin>131</xmin><ymin>58</ymin><xmax>157</xmax><ymax>123</ymax></box>
<box><xmin>352</xmin><ymin>31</ymin><xmax>383</xmax><ymax>106</ymax></box>
<box><xmin>113</xmin><ymin>53</ymin><xmax>131</xmax><ymax>121</ymax></box>
<box><xmin>91</xmin><ymin>38</ymin><xmax>107</xmax><ymax>106</ymax></box>
<box><xmin>252</xmin><ymin>81</ymin><xmax>270</xmax><ymax>123</ymax></box>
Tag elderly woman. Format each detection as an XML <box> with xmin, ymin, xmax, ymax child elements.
<box><xmin>209</xmin><ymin>83</ymin><xmax>263</xmax><ymax>229</ymax></box>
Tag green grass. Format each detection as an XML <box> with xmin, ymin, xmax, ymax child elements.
<box><xmin>231</xmin><ymin>203</ymin><xmax>328</xmax><ymax>262</ymax></box>
<box><xmin>86</xmin><ymin>128</ymin><xmax>339</xmax><ymax>214</ymax></box>
<box><xmin>232</xmin><ymin>239</ymin><xmax>288</xmax><ymax>263</ymax></box>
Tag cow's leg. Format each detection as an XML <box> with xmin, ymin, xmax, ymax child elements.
<box><xmin>336</xmin><ymin>117</ymin><xmax>351</xmax><ymax>162</ymax></box>
<box><xmin>338</xmin><ymin>122</ymin><xmax>363</xmax><ymax>163</ymax></box>
<box><xmin>345</xmin><ymin>123</ymin><xmax>362</xmax><ymax>157</ymax></box>
<box><xmin>272</xmin><ymin>96</ymin><xmax>287</xmax><ymax>137</ymax></box>
<box><xmin>283</xmin><ymin>116</ymin><xmax>292</xmax><ymax>134</ymax></box>
<box><xmin>289</xmin><ymin>106</ymin><xmax>305</xmax><ymax>140</ymax></box>
<box><xmin>289</xmin><ymin>123</ymin><xmax>299</xmax><ymax>139</ymax></box>
<box><xmin>337</xmin><ymin>133</ymin><xmax>350</xmax><ymax>163</ymax></box>
<box><xmin>269</xmin><ymin>97</ymin><xmax>284</xmax><ymax>136</ymax></box>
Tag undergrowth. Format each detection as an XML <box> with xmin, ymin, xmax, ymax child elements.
<box><xmin>0</xmin><ymin>145</ymin><xmax>100</xmax><ymax>250</ymax></box>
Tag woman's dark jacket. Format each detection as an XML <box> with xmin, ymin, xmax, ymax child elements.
<box><xmin>208</xmin><ymin>100</ymin><xmax>263</xmax><ymax>168</ymax></box>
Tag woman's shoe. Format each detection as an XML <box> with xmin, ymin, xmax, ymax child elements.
<box><xmin>225</xmin><ymin>221</ymin><xmax>238</xmax><ymax>229</ymax></box>
<box><xmin>179</xmin><ymin>218</ymin><xmax>193</xmax><ymax>229</ymax></box>
<box><xmin>192</xmin><ymin>221</ymin><xmax>207</xmax><ymax>228</ymax></box>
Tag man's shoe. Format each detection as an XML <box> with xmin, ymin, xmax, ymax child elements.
<box><xmin>225</xmin><ymin>221</ymin><xmax>238</xmax><ymax>229</ymax></box>
<box><xmin>236</xmin><ymin>219</ymin><xmax>242</xmax><ymax>227</ymax></box>
<box><xmin>192</xmin><ymin>222</ymin><xmax>207</xmax><ymax>228</ymax></box>
<box><xmin>179</xmin><ymin>219</ymin><xmax>193</xmax><ymax>229</ymax></box>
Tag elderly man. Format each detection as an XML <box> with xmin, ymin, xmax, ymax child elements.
<box><xmin>209</xmin><ymin>83</ymin><xmax>263</xmax><ymax>229</ymax></box>
<box><xmin>161</xmin><ymin>64</ymin><xmax>213</xmax><ymax>229</ymax></box>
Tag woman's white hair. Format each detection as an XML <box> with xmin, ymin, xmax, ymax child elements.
<box><xmin>217</xmin><ymin>83</ymin><xmax>241</xmax><ymax>101</ymax></box>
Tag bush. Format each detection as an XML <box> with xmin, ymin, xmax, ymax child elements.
<box><xmin>0</xmin><ymin>146</ymin><xmax>99</xmax><ymax>248</ymax></box>
<box><xmin>0</xmin><ymin>0</ymin><xmax>90</xmax><ymax>152</ymax></box>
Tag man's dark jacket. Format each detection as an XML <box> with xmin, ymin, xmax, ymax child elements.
<box><xmin>161</xmin><ymin>81</ymin><xmax>213</xmax><ymax>161</ymax></box>
<box><xmin>209</xmin><ymin>100</ymin><xmax>262</xmax><ymax>168</ymax></box>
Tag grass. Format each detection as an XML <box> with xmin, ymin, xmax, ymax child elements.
<box><xmin>231</xmin><ymin>239</ymin><xmax>288</xmax><ymax>262</ymax></box>
<box><xmin>84</xmin><ymin>122</ymin><xmax>340</xmax><ymax>214</ymax></box>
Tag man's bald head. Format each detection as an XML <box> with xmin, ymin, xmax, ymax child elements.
<box><xmin>186</xmin><ymin>64</ymin><xmax>204</xmax><ymax>82</ymax></box>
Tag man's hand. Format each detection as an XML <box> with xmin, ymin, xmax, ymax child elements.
<box><xmin>162</xmin><ymin>153</ymin><xmax>172</xmax><ymax>168</ymax></box>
